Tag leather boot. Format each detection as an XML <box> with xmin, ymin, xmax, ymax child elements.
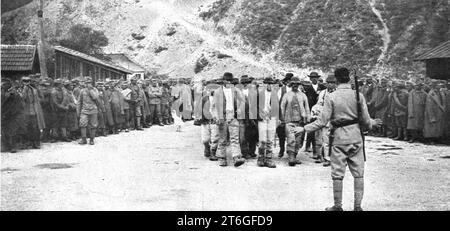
<box><xmin>403</xmin><ymin>129</ymin><xmax>409</xmax><ymax>141</ymax></box>
<box><xmin>233</xmin><ymin>156</ymin><xmax>245</xmax><ymax>167</ymax></box>
<box><xmin>89</xmin><ymin>128</ymin><xmax>96</xmax><ymax>145</ymax></box>
<box><xmin>204</xmin><ymin>143</ymin><xmax>211</xmax><ymax>157</ymax></box>
<box><xmin>219</xmin><ymin>158</ymin><xmax>227</xmax><ymax>167</ymax></box>
<box><xmin>209</xmin><ymin>147</ymin><xmax>218</xmax><ymax>161</ymax></box>
<box><xmin>288</xmin><ymin>151</ymin><xmax>296</xmax><ymax>166</ymax></box>
<box><xmin>354</xmin><ymin>178</ymin><xmax>364</xmax><ymax>211</ymax></box>
<box><xmin>394</xmin><ymin>128</ymin><xmax>403</xmax><ymax>140</ymax></box>
<box><xmin>136</xmin><ymin>117</ymin><xmax>143</xmax><ymax>130</ymax></box>
<box><xmin>61</xmin><ymin>128</ymin><xmax>71</xmax><ymax>142</ymax></box>
<box><xmin>79</xmin><ymin>128</ymin><xmax>87</xmax><ymax>145</ymax></box>
<box><xmin>326</xmin><ymin>179</ymin><xmax>343</xmax><ymax>211</ymax></box>
<box><xmin>278</xmin><ymin>138</ymin><xmax>285</xmax><ymax>158</ymax></box>
<box><xmin>389</xmin><ymin>127</ymin><xmax>397</xmax><ymax>138</ymax></box>
<box><xmin>264</xmin><ymin>158</ymin><xmax>276</xmax><ymax>168</ymax></box>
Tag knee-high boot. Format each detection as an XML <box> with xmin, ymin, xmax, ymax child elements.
<box><xmin>61</xmin><ymin>128</ymin><xmax>70</xmax><ymax>142</ymax></box>
<box><xmin>203</xmin><ymin>143</ymin><xmax>211</xmax><ymax>157</ymax></box>
<box><xmin>354</xmin><ymin>178</ymin><xmax>364</xmax><ymax>211</ymax></box>
<box><xmin>79</xmin><ymin>128</ymin><xmax>87</xmax><ymax>145</ymax></box>
<box><xmin>326</xmin><ymin>179</ymin><xmax>343</xmax><ymax>211</ymax></box>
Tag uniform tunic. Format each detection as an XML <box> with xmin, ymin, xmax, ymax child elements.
<box><xmin>423</xmin><ymin>89</ymin><xmax>445</xmax><ymax>138</ymax></box>
<box><xmin>305</xmin><ymin>84</ymin><xmax>375</xmax><ymax>180</ymax></box>
<box><xmin>407</xmin><ymin>89</ymin><xmax>427</xmax><ymax>130</ymax></box>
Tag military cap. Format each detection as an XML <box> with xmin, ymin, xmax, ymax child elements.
<box><xmin>21</xmin><ymin>76</ymin><xmax>31</xmax><ymax>81</ymax></box>
<box><xmin>1</xmin><ymin>78</ymin><xmax>12</xmax><ymax>83</ymax></box>
<box><xmin>63</xmin><ymin>80</ymin><xmax>71</xmax><ymax>86</ymax></box>
<box><xmin>56</xmin><ymin>78</ymin><xmax>66</xmax><ymax>84</ymax></box>
<box><xmin>380</xmin><ymin>78</ymin><xmax>388</xmax><ymax>83</ymax></box>
<box><xmin>84</xmin><ymin>76</ymin><xmax>92</xmax><ymax>82</ymax></box>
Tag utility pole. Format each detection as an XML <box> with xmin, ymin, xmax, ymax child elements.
<box><xmin>37</xmin><ymin>0</ymin><xmax>48</xmax><ymax>79</ymax></box>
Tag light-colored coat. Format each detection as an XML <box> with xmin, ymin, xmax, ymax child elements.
<box><xmin>423</xmin><ymin>89</ymin><xmax>445</xmax><ymax>138</ymax></box>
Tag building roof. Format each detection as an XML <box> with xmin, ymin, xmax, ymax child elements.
<box><xmin>104</xmin><ymin>54</ymin><xmax>147</xmax><ymax>73</ymax></box>
<box><xmin>1</xmin><ymin>45</ymin><xmax>38</xmax><ymax>71</ymax></box>
<box><xmin>415</xmin><ymin>40</ymin><xmax>450</xmax><ymax>61</ymax></box>
<box><xmin>53</xmin><ymin>46</ymin><xmax>132</xmax><ymax>74</ymax></box>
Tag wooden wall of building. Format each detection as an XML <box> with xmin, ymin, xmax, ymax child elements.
<box><xmin>55</xmin><ymin>52</ymin><xmax>127</xmax><ymax>81</ymax></box>
<box><xmin>426</xmin><ymin>58</ymin><xmax>450</xmax><ymax>80</ymax></box>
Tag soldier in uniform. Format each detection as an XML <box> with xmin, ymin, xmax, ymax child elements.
<box><xmin>280</xmin><ymin>76</ymin><xmax>310</xmax><ymax>166</ymax></box>
<box><xmin>130</xmin><ymin>77</ymin><xmax>144</xmax><ymax>130</ymax></box>
<box><xmin>368</xmin><ymin>78</ymin><xmax>389</xmax><ymax>137</ymax></box>
<box><xmin>77</xmin><ymin>77</ymin><xmax>103</xmax><ymax>145</ymax></box>
<box><xmin>211</xmin><ymin>72</ymin><xmax>246</xmax><ymax>167</ymax></box>
<box><xmin>298</xmin><ymin>67</ymin><xmax>382</xmax><ymax>211</ymax></box>
<box><xmin>121</xmin><ymin>81</ymin><xmax>132</xmax><ymax>132</ymax></box>
<box><xmin>392</xmin><ymin>81</ymin><xmax>409</xmax><ymax>141</ymax></box>
<box><xmin>1</xmin><ymin>78</ymin><xmax>25</xmax><ymax>153</ymax></box>
<box><xmin>63</xmin><ymin>80</ymin><xmax>79</xmax><ymax>140</ymax></box>
<box><xmin>407</xmin><ymin>81</ymin><xmax>427</xmax><ymax>143</ymax></box>
<box><xmin>39</xmin><ymin>78</ymin><xmax>55</xmax><ymax>142</ymax></box>
<box><xmin>50</xmin><ymin>79</ymin><xmax>71</xmax><ymax>142</ymax></box>
<box><xmin>148</xmin><ymin>79</ymin><xmax>164</xmax><ymax>126</ymax></box>
<box><xmin>423</xmin><ymin>80</ymin><xmax>445</xmax><ymax>144</ymax></box>
<box><xmin>161</xmin><ymin>80</ymin><xmax>172</xmax><ymax>125</ymax></box>
<box><xmin>110</xmin><ymin>81</ymin><xmax>126</xmax><ymax>133</ymax></box>
<box><xmin>96</xmin><ymin>82</ymin><xmax>108</xmax><ymax>136</ymax></box>
<box><xmin>21</xmin><ymin>76</ymin><xmax>45</xmax><ymax>149</ymax></box>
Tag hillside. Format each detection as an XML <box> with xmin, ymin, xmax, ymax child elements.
<box><xmin>1</xmin><ymin>0</ymin><xmax>449</xmax><ymax>80</ymax></box>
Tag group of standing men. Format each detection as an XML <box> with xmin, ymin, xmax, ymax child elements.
<box><xmin>197</xmin><ymin>68</ymin><xmax>383</xmax><ymax>211</ymax></box>
<box><xmin>1</xmin><ymin>74</ymin><xmax>190</xmax><ymax>153</ymax></box>
<box><xmin>361</xmin><ymin>76</ymin><xmax>450</xmax><ymax>144</ymax></box>
<box><xmin>197</xmin><ymin>71</ymin><xmax>353</xmax><ymax>168</ymax></box>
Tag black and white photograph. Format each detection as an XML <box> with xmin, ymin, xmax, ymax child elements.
<box><xmin>1</xmin><ymin>0</ymin><xmax>449</xmax><ymax>213</ymax></box>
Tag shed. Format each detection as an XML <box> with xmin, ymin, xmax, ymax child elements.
<box><xmin>104</xmin><ymin>54</ymin><xmax>147</xmax><ymax>80</ymax></box>
<box><xmin>54</xmin><ymin>46</ymin><xmax>132</xmax><ymax>81</ymax></box>
<box><xmin>415</xmin><ymin>40</ymin><xmax>450</xmax><ymax>80</ymax></box>
<box><xmin>1</xmin><ymin>45</ymin><xmax>40</xmax><ymax>80</ymax></box>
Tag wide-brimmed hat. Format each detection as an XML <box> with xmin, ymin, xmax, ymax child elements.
<box><xmin>288</xmin><ymin>77</ymin><xmax>302</xmax><ymax>86</ymax></box>
<box><xmin>263</xmin><ymin>77</ymin><xmax>276</xmax><ymax>84</ymax></box>
<box><xmin>308</xmin><ymin>72</ymin><xmax>321</xmax><ymax>78</ymax></box>
<box><xmin>22</xmin><ymin>76</ymin><xmax>31</xmax><ymax>81</ymax></box>
<box><xmin>240</xmin><ymin>75</ymin><xmax>252</xmax><ymax>84</ymax></box>
<box><xmin>222</xmin><ymin>72</ymin><xmax>234</xmax><ymax>82</ymax></box>
<box><xmin>282</xmin><ymin>73</ymin><xmax>294</xmax><ymax>84</ymax></box>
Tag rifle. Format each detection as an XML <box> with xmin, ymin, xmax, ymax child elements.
<box><xmin>353</xmin><ymin>71</ymin><xmax>366</xmax><ymax>162</ymax></box>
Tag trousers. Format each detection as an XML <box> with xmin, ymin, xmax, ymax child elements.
<box><xmin>217</xmin><ymin>119</ymin><xmax>241</xmax><ymax>158</ymax></box>
<box><xmin>330</xmin><ymin>143</ymin><xmax>365</xmax><ymax>180</ymax></box>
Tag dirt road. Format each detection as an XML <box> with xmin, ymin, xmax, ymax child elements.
<box><xmin>1</xmin><ymin>122</ymin><xmax>449</xmax><ymax>210</ymax></box>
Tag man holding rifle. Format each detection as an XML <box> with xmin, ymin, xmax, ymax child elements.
<box><xmin>296</xmin><ymin>67</ymin><xmax>382</xmax><ymax>211</ymax></box>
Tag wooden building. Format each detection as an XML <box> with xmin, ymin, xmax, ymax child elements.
<box><xmin>1</xmin><ymin>45</ymin><xmax>40</xmax><ymax>80</ymax></box>
<box><xmin>54</xmin><ymin>46</ymin><xmax>132</xmax><ymax>80</ymax></box>
<box><xmin>415</xmin><ymin>40</ymin><xmax>450</xmax><ymax>80</ymax></box>
<box><xmin>104</xmin><ymin>54</ymin><xmax>147</xmax><ymax>80</ymax></box>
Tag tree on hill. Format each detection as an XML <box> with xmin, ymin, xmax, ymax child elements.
<box><xmin>58</xmin><ymin>24</ymin><xmax>108</xmax><ymax>55</ymax></box>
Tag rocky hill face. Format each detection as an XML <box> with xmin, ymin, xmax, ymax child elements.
<box><xmin>1</xmin><ymin>0</ymin><xmax>449</xmax><ymax>80</ymax></box>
